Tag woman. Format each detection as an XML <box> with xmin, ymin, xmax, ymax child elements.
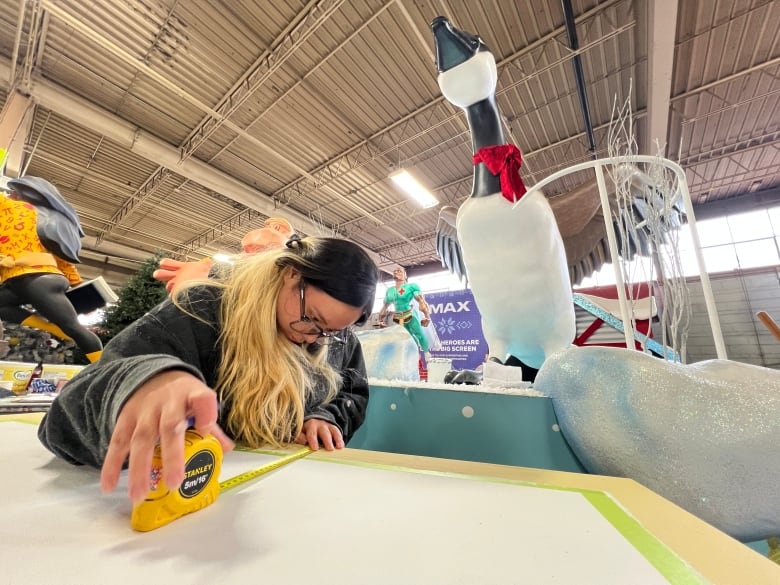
<box><xmin>38</xmin><ymin>236</ymin><xmax>379</xmax><ymax>503</ymax></box>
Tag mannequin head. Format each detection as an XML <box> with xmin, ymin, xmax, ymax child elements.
<box><xmin>241</xmin><ymin>217</ymin><xmax>294</xmax><ymax>254</ymax></box>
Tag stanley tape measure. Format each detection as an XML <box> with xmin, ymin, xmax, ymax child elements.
<box><xmin>131</xmin><ymin>429</ymin><xmax>311</xmax><ymax>531</ymax></box>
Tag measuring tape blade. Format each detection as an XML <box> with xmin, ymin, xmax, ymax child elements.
<box><xmin>219</xmin><ymin>446</ymin><xmax>312</xmax><ymax>493</ymax></box>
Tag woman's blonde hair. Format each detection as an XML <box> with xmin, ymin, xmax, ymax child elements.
<box><xmin>175</xmin><ymin>236</ymin><xmax>378</xmax><ymax>448</ymax></box>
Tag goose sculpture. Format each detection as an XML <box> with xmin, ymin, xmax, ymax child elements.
<box><xmin>430</xmin><ymin>16</ymin><xmax>780</xmax><ymax>547</ymax></box>
<box><xmin>431</xmin><ymin>16</ymin><xmax>575</xmax><ymax>373</ymax></box>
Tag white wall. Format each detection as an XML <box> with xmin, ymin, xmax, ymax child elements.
<box><xmin>660</xmin><ymin>267</ymin><xmax>780</xmax><ymax>368</ymax></box>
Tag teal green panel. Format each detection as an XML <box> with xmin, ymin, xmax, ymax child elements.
<box><xmin>745</xmin><ymin>540</ymin><xmax>769</xmax><ymax>555</ymax></box>
<box><xmin>349</xmin><ymin>384</ymin><xmax>585</xmax><ymax>473</ymax></box>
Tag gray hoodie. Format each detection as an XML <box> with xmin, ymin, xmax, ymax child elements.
<box><xmin>38</xmin><ymin>286</ymin><xmax>369</xmax><ymax>468</ymax></box>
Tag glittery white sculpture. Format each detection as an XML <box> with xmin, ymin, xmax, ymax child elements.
<box><xmin>356</xmin><ymin>325</ymin><xmax>421</xmax><ymax>382</ymax></box>
<box><xmin>535</xmin><ymin>346</ymin><xmax>780</xmax><ymax>542</ymax></box>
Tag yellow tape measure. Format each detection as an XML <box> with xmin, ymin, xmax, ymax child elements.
<box><xmin>131</xmin><ymin>430</ymin><xmax>311</xmax><ymax>532</ymax></box>
<box><xmin>219</xmin><ymin>445</ymin><xmax>311</xmax><ymax>492</ymax></box>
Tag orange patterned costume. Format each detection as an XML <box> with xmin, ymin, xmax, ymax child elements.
<box><xmin>0</xmin><ymin>176</ymin><xmax>102</xmax><ymax>362</ymax></box>
<box><xmin>0</xmin><ymin>197</ymin><xmax>82</xmax><ymax>285</ymax></box>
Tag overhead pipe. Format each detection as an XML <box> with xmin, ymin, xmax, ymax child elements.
<box><xmin>561</xmin><ymin>0</ymin><xmax>597</xmax><ymax>156</ymax></box>
<box><xmin>0</xmin><ymin>57</ymin><xmax>399</xmax><ymax>273</ymax></box>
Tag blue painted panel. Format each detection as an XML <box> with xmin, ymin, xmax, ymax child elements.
<box><xmin>349</xmin><ymin>384</ymin><xmax>585</xmax><ymax>473</ymax></box>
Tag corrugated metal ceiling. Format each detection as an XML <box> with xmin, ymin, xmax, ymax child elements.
<box><xmin>0</xmin><ymin>0</ymin><xmax>778</xmax><ymax>288</ymax></box>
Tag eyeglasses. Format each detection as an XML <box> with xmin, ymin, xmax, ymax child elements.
<box><xmin>289</xmin><ymin>283</ymin><xmax>346</xmax><ymax>345</ymax></box>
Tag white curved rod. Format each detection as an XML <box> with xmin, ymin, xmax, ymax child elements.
<box><xmin>594</xmin><ymin>163</ymin><xmax>635</xmax><ymax>349</ymax></box>
<box><xmin>525</xmin><ymin>156</ymin><xmax>727</xmax><ymax>360</ymax></box>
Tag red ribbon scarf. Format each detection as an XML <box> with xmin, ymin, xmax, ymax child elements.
<box><xmin>472</xmin><ymin>144</ymin><xmax>527</xmax><ymax>203</ymax></box>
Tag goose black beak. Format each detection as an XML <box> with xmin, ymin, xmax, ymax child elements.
<box><xmin>430</xmin><ymin>16</ymin><xmax>488</xmax><ymax>73</ymax></box>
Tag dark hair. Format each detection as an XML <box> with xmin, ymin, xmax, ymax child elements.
<box><xmin>280</xmin><ymin>236</ymin><xmax>379</xmax><ymax>325</ymax></box>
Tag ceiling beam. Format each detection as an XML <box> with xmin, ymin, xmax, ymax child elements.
<box><xmin>0</xmin><ymin>57</ymin><xmax>401</xmax><ymax>274</ymax></box>
<box><xmin>0</xmin><ymin>89</ymin><xmax>34</xmax><ymax>176</ymax></box>
<box><xmin>645</xmin><ymin>0</ymin><xmax>678</xmax><ymax>154</ymax></box>
<box><xmin>38</xmin><ymin>0</ymin><xmax>414</xmax><ymax>250</ymax></box>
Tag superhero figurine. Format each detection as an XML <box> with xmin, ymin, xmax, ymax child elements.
<box><xmin>377</xmin><ymin>267</ymin><xmax>432</xmax><ymax>353</ymax></box>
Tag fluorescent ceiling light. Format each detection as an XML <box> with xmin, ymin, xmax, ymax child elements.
<box><xmin>212</xmin><ymin>253</ymin><xmax>234</xmax><ymax>263</ymax></box>
<box><xmin>389</xmin><ymin>169</ymin><xmax>439</xmax><ymax>209</ymax></box>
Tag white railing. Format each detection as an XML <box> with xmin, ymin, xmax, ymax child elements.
<box><xmin>523</xmin><ymin>156</ymin><xmax>727</xmax><ymax>360</ymax></box>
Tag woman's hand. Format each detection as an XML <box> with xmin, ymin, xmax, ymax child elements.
<box><xmin>295</xmin><ymin>418</ymin><xmax>344</xmax><ymax>451</ymax></box>
<box><xmin>100</xmin><ymin>370</ymin><xmax>234</xmax><ymax>503</ymax></box>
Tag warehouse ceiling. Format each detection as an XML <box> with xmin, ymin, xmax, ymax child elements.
<box><xmin>0</xmin><ymin>0</ymin><xmax>778</xmax><ymax>289</ymax></box>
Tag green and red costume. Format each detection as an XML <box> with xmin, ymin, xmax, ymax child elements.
<box><xmin>383</xmin><ymin>282</ymin><xmax>429</xmax><ymax>352</ymax></box>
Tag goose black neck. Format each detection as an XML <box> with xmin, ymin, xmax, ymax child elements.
<box><xmin>466</xmin><ymin>96</ymin><xmax>505</xmax><ymax>198</ymax></box>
